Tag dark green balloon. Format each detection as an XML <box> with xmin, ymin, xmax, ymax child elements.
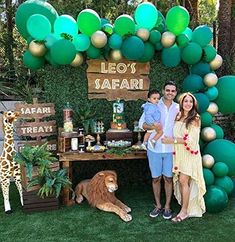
<box><xmin>200</xmin><ymin>112</ymin><xmax>213</xmax><ymax>128</ymax></box>
<box><xmin>154</xmin><ymin>11</ymin><xmax>166</xmax><ymax>33</ymax></box>
<box><xmin>210</xmin><ymin>124</ymin><xmax>224</xmax><ymax>139</ymax></box>
<box><xmin>155</xmin><ymin>42</ymin><xmax>163</xmax><ymax>51</ymax></box>
<box><xmin>108</xmin><ymin>33</ymin><xmax>122</xmax><ymax>49</ymax></box>
<box><xmin>139</xmin><ymin>42</ymin><xmax>155</xmax><ymax>62</ymax></box>
<box><xmin>194</xmin><ymin>93</ymin><xmax>210</xmax><ymax>113</ymax></box>
<box><xmin>204</xmin><ymin>185</ymin><xmax>228</xmax><ymax>213</ymax></box>
<box><xmin>192</xmin><ymin>25</ymin><xmax>213</xmax><ymax>48</ymax></box>
<box><xmin>181</xmin><ymin>42</ymin><xmax>202</xmax><ymax>65</ymax></box>
<box><xmin>212</xmin><ymin>162</ymin><xmax>229</xmax><ymax>177</ymax></box>
<box><xmin>203</xmin><ymin>139</ymin><xmax>235</xmax><ymax>176</ymax></box>
<box><xmin>86</xmin><ymin>44</ymin><xmax>101</xmax><ymax>59</ymax></box>
<box><xmin>182</xmin><ymin>74</ymin><xmax>205</xmax><ymax>92</ymax></box>
<box><xmin>149</xmin><ymin>30</ymin><xmax>161</xmax><ymax>44</ymax></box>
<box><xmin>191</xmin><ymin>62</ymin><xmax>211</xmax><ymax>77</ymax></box>
<box><xmin>215</xmin><ymin>75</ymin><xmax>235</xmax><ymax>114</ymax></box>
<box><xmin>203</xmin><ymin>168</ymin><xmax>215</xmax><ymax>186</ymax></box>
<box><xmin>23</xmin><ymin>50</ymin><xmax>45</xmax><ymax>70</ymax></box>
<box><xmin>205</xmin><ymin>86</ymin><xmax>218</xmax><ymax>101</ymax></box>
<box><xmin>214</xmin><ymin>176</ymin><xmax>234</xmax><ymax>195</ymax></box>
<box><xmin>176</xmin><ymin>34</ymin><xmax>189</xmax><ymax>48</ymax></box>
<box><xmin>203</xmin><ymin>44</ymin><xmax>216</xmax><ymax>62</ymax></box>
<box><xmin>50</xmin><ymin>39</ymin><xmax>76</xmax><ymax>65</ymax></box>
<box><xmin>15</xmin><ymin>0</ymin><xmax>58</xmax><ymax>40</ymax></box>
<box><xmin>161</xmin><ymin>44</ymin><xmax>181</xmax><ymax>67</ymax></box>
<box><xmin>121</xmin><ymin>36</ymin><xmax>145</xmax><ymax>60</ymax></box>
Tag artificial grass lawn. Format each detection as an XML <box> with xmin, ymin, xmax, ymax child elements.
<box><xmin>0</xmin><ymin>184</ymin><xmax>234</xmax><ymax>242</ymax></box>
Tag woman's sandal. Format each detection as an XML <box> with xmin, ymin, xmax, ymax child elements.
<box><xmin>171</xmin><ymin>215</ymin><xmax>189</xmax><ymax>223</ymax></box>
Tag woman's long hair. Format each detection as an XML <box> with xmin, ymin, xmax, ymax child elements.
<box><xmin>178</xmin><ymin>92</ymin><xmax>199</xmax><ymax>128</ymax></box>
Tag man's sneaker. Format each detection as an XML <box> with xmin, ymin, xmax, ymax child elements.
<box><xmin>149</xmin><ymin>207</ymin><xmax>162</xmax><ymax>218</ymax></box>
<box><xmin>148</xmin><ymin>139</ymin><xmax>156</xmax><ymax>150</ymax></box>
<box><xmin>163</xmin><ymin>209</ymin><xmax>173</xmax><ymax>219</ymax></box>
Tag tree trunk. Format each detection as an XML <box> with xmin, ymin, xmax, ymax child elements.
<box><xmin>217</xmin><ymin>0</ymin><xmax>232</xmax><ymax>76</ymax></box>
<box><xmin>185</xmin><ymin>0</ymin><xmax>199</xmax><ymax>27</ymax></box>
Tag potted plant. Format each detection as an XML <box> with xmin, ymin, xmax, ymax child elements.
<box><xmin>15</xmin><ymin>143</ymin><xmax>71</xmax><ymax>200</ymax></box>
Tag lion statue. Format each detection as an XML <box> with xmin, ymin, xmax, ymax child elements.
<box><xmin>74</xmin><ymin>170</ymin><xmax>132</xmax><ymax>222</ymax></box>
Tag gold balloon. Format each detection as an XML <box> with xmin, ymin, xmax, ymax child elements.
<box><xmin>91</xmin><ymin>30</ymin><xmax>107</xmax><ymax>48</ymax></box>
<box><xmin>110</xmin><ymin>50</ymin><xmax>122</xmax><ymax>61</ymax></box>
<box><xmin>209</xmin><ymin>54</ymin><xmax>223</xmax><ymax>70</ymax></box>
<box><xmin>136</xmin><ymin>28</ymin><xmax>150</xmax><ymax>42</ymax></box>
<box><xmin>161</xmin><ymin>31</ymin><xmax>176</xmax><ymax>48</ymax></box>
<box><xmin>207</xmin><ymin>102</ymin><xmax>219</xmax><ymax>115</ymax></box>
<box><xmin>201</xmin><ymin>127</ymin><xmax>216</xmax><ymax>142</ymax></box>
<box><xmin>70</xmin><ymin>53</ymin><xmax>83</xmax><ymax>67</ymax></box>
<box><xmin>29</xmin><ymin>41</ymin><xmax>47</xmax><ymax>57</ymax></box>
<box><xmin>204</xmin><ymin>73</ymin><xmax>218</xmax><ymax>87</ymax></box>
<box><xmin>202</xmin><ymin>154</ymin><xmax>215</xmax><ymax>168</ymax></box>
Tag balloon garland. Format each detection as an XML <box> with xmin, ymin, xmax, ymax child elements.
<box><xmin>15</xmin><ymin>0</ymin><xmax>235</xmax><ymax>213</ymax></box>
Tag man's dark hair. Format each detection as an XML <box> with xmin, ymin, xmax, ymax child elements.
<box><xmin>147</xmin><ymin>89</ymin><xmax>160</xmax><ymax>98</ymax></box>
<box><xmin>163</xmin><ymin>81</ymin><xmax>177</xmax><ymax>89</ymax></box>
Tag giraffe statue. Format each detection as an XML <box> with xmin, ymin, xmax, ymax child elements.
<box><xmin>0</xmin><ymin>110</ymin><xmax>23</xmax><ymax>213</ymax></box>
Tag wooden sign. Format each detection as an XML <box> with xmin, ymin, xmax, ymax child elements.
<box><xmin>16</xmin><ymin>121</ymin><xmax>57</xmax><ymax>138</ymax></box>
<box><xmin>15</xmin><ymin>103</ymin><xmax>55</xmax><ymax>119</ymax></box>
<box><xmin>17</xmin><ymin>140</ymin><xmax>57</xmax><ymax>152</ymax></box>
<box><xmin>87</xmin><ymin>59</ymin><xmax>150</xmax><ymax>100</ymax></box>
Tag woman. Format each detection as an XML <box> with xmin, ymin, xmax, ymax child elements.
<box><xmin>162</xmin><ymin>92</ymin><xmax>206</xmax><ymax>222</ymax></box>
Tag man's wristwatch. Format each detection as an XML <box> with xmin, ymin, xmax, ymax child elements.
<box><xmin>174</xmin><ymin>138</ymin><xmax>178</xmax><ymax>144</ymax></box>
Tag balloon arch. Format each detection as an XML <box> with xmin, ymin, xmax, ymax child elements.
<box><xmin>15</xmin><ymin>0</ymin><xmax>235</xmax><ymax>213</ymax></box>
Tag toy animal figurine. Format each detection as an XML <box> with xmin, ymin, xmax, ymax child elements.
<box><xmin>0</xmin><ymin>111</ymin><xmax>23</xmax><ymax>213</ymax></box>
<box><xmin>74</xmin><ymin>170</ymin><xmax>132</xmax><ymax>222</ymax></box>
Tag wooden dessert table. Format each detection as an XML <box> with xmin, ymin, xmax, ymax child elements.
<box><xmin>58</xmin><ymin>151</ymin><xmax>147</xmax><ymax>205</ymax></box>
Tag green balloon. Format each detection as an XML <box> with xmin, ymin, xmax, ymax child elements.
<box><xmin>214</xmin><ymin>176</ymin><xmax>234</xmax><ymax>195</ymax></box>
<box><xmin>102</xmin><ymin>23</ymin><xmax>113</xmax><ymax>35</ymax></box>
<box><xmin>210</xmin><ymin>124</ymin><xmax>224</xmax><ymax>139</ymax></box>
<box><xmin>121</xmin><ymin>36</ymin><xmax>145</xmax><ymax>60</ymax></box>
<box><xmin>215</xmin><ymin>75</ymin><xmax>235</xmax><ymax>114</ymax></box>
<box><xmin>134</xmin><ymin>2</ymin><xmax>158</xmax><ymax>30</ymax></box>
<box><xmin>203</xmin><ymin>44</ymin><xmax>216</xmax><ymax>62</ymax></box>
<box><xmin>54</xmin><ymin>15</ymin><xmax>78</xmax><ymax>38</ymax></box>
<box><xmin>77</xmin><ymin>9</ymin><xmax>101</xmax><ymax>36</ymax></box>
<box><xmin>149</xmin><ymin>30</ymin><xmax>161</xmax><ymax>44</ymax></box>
<box><xmin>73</xmin><ymin>34</ymin><xmax>90</xmax><ymax>51</ymax></box>
<box><xmin>181</xmin><ymin>42</ymin><xmax>202</xmax><ymax>65</ymax></box>
<box><xmin>45</xmin><ymin>33</ymin><xmax>57</xmax><ymax>49</ymax></box>
<box><xmin>191</xmin><ymin>62</ymin><xmax>211</xmax><ymax>77</ymax></box>
<box><xmin>108</xmin><ymin>34</ymin><xmax>122</xmax><ymax>49</ymax></box>
<box><xmin>212</xmin><ymin>162</ymin><xmax>229</xmax><ymax>177</ymax></box>
<box><xmin>114</xmin><ymin>14</ymin><xmax>135</xmax><ymax>37</ymax></box>
<box><xmin>23</xmin><ymin>50</ymin><xmax>45</xmax><ymax>70</ymax></box>
<box><xmin>139</xmin><ymin>42</ymin><xmax>155</xmax><ymax>62</ymax></box>
<box><xmin>27</xmin><ymin>14</ymin><xmax>51</xmax><ymax>40</ymax></box>
<box><xmin>166</xmin><ymin>6</ymin><xmax>190</xmax><ymax>35</ymax></box>
<box><xmin>182</xmin><ymin>27</ymin><xmax>193</xmax><ymax>40</ymax></box>
<box><xmin>204</xmin><ymin>185</ymin><xmax>228</xmax><ymax>213</ymax></box>
<box><xmin>50</xmin><ymin>39</ymin><xmax>76</xmax><ymax>65</ymax></box>
<box><xmin>205</xmin><ymin>86</ymin><xmax>218</xmax><ymax>101</ymax></box>
<box><xmin>154</xmin><ymin>11</ymin><xmax>166</xmax><ymax>33</ymax></box>
<box><xmin>182</xmin><ymin>74</ymin><xmax>205</xmax><ymax>92</ymax></box>
<box><xmin>45</xmin><ymin>51</ymin><xmax>59</xmax><ymax>66</ymax></box>
<box><xmin>161</xmin><ymin>44</ymin><xmax>181</xmax><ymax>67</ymax></box>
<box><xmin>203</xmin><ymin>168</ymin><xmax>215</xmax><ymax>186</ymax></box>
<box><xmin>192</xmin><ymin>25</ymin><xmax>213</xmax><ymax>48</ymax></box>
<box><xmin>155</xmin><ymin>42</ymin><xmax>163</xmax><ymax>51</ymax></box>
<box><xmin>86</xmin><ymin>44</ymin><xmax>101</xmax><ymax>59</ymax></box>
<box><xmin>203</xmin><ymin>139</ymin><xmax>235</xmax><ymax>176</ymax></box>
<box><xmin>194</xmin><ymin>93</ymin><xmax>210</xmax><ymax>113</ymax></box>
<box><xmin>200</xmin><ymin>112</ymin><xmax>213</xmax><ymax>128</ymax></box>
<box><xmin>176</xmin><ymin>34</ymin><xmax>189</xmax><ymax>48</ymax></box>
<box><xmin>15</xmin><ymin>0</ymin><xmax>58</xmax><ymax>40</ymax></box>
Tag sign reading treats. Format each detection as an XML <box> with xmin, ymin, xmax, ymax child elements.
<box><xmin>87</xmin><ymin>59</ymin><xmax>150</xmax><ymax>100</ymax></box>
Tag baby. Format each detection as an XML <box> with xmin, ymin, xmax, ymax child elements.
<box><xmin>141</xmin><ymin>89</ymin><xmax>163</xmax><ymax>150</ymax></box>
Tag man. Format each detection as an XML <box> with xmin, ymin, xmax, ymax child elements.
<box><xmin>139</xmin><ymin>81</ymin><xmax>179</xmax><ymax>219</ymax></box>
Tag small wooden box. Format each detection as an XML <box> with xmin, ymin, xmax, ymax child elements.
<box><xmin>23</xmin><ymin>190</ymin><xmax>59</xmax><ymax>213</ymax></box>
<box><xmin>106</xmin><ymin>130</ymin><xmax>133</xmax><ymax>143</ymax></box>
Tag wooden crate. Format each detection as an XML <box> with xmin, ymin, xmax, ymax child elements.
<box><xmin>106</xmin><ymin>130</ymin><xmax>133</xmax><ymax>142</ymax></box>
<box><xmin>23</xmin><ymin>190</ymin><xmax>59</xmax><ymax>213</ymax></box>
<box><xmin>21</xmin><ymin>162</ymin><xmax>60</xmax><ymax>191</ymax></box>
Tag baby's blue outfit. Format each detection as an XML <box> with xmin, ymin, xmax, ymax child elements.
<box><xmin>142</xmin><ymin>102</ymin><xmax>161</xmax><ymax>125</ymax></box>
